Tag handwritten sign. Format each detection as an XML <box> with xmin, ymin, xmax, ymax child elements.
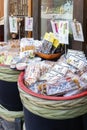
<box><xmin>25</xmin><ymin>17</ymin><xmax>33</xmax><ymax>31</ymax></box>
<box><xmin>51</xmin><ymin>20</ymin><xmax>69</xmax><ymax>44</ymax></box>
<box><xmin>71</xmin><ymin>21</ymin><xmax>84</xmax><ymax>42</ymax></box>
<box><xmin>9</xmin><ymin>17</ymin><xmax>18</xmax><ymax>33</ymax></box>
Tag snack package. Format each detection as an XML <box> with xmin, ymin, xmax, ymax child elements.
<box><xmin>41</xmin><ymin>33</ymin><xmax>53</xmax><ymax>54</ymax></box>
<box><xmin>46</xmin><ymin>78</ymin><xmax>79</xmax><ymax>96</ymax></box>
<box><xmin>66</xmin><ymin>55</ymin><xmax>87</xmax><ymax>71</ymax></box>
<box><xmin>24</xmin><ymin>63</ymin><xmax>40</xmax><ymax>86</ymax></box>
<box><xmin>29</xmin><ymin>80</ymin><xmax>46</xmax><ymax>94</ymax></box>
<box><xmin>51</xmin><ymin>64</ymin><xmax>69</xmax><ymax>76</ymax></box>
<box><xmin>24</xmin><ymin>61</ymin><xmax>54</xmax><ymax>86</ymax></box>
<box><xmin>63</xmin><ymin>89</ymin><xmax>82</xmax><ymax>97</ymax></box>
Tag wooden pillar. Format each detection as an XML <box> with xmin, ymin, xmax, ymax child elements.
<box><xmin>0</xmin><ymin>0</ymin><xmax>4</xmax><ymax>18</ymax></box>
<box><xmin>33</xmin><ymin>0</ymin><xmax>41</xmax><ymax>40</ymax></box>
<box><xmin>28</xmin><ymin>0</ymin><xmax>32</xmax><ymax>37</ymax></box>
<box><xmin>71</xmin><ymin>0</ymin><xmax>84</xmax><ymax>51</ymax></box>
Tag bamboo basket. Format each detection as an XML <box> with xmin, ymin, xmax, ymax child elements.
<box><xmin>0</xmin><ymin>64</ymin><xmax>23</xmax><ymax>121</ymax></box>
<box><xmin>35</xmin><ymin>52</ymin><xmax>61</xmax><ymax>60</ymax></box>
<box><xmin>0</xmin><ymin>104</ymin><xmax>23</xmax><ymax>122</ymax></box>
<box><xmin>0</xmin><ymin>64</ymin><xmax>20</xmax><ymax>82</ymax></box>
<box><xmin>18</xmin><ymin>72</ymin><xmax>87</xmax><ymax>120</ymax></box>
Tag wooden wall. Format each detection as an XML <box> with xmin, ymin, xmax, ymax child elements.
<box><xmin>0</xmin><ymin>0</ymin><xmax>4</xmax><ymax>18</ymax></box>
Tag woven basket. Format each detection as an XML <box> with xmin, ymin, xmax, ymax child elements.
<box><xmin>0</xmin><ymin>104</ymin><xmax>23</xmax><ymax>121</ymax></box>
<box><xmin>0</xmin><ymin>64</ymin><xmax>20</xmax><ymax>82</ymax></box>
<box><xmin>35</xmin><ymin>52</ymin><xmax>61</xmax><ymax>60</ymax></box>
<box><xmin>0</xmin><ymin>64</ymin><xmax>24</xmax><ymax>121</ymax></box>
<box><xmin>18</xmin><ymin>72</ymin><xmax>87</xmax><ymax>120</ymax></box>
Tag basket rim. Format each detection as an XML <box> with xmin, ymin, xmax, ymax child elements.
<box><xmin>18</xmin><ymin>72</ymin><xmax>87</xmax><ymax>101</ymax></box>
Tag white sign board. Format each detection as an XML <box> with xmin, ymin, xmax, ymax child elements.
<box><xmin>9</xmin><ymin>17</ymin><xmax>18</xmax><ymax>33</ymax></box>
<box><xmin>51</xmin><ymin>20</ymin><xmax>69</xmax><ymax>44</ymax></box>
<box><xmin>71</xmin><ymin>21</ymin><xmax>84</xmax><ymax>42</ymax></box>
<box><xmin>25</xmin><ymin>17</ymin><xmax>33</xmax><ymax>31</ymax></box>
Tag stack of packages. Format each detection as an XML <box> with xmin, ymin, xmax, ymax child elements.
<box><xmin>37</xmin><ymin>32</ymin><xmax>64</xmax><ymax>54</ymax></box>
<box><xmin>24</xmin><ymin>49</ymin><xmax>87</xmax><ymax>97</ymax></box>
<box><xmin>0</xmin><ymin>40</ymin><xmax>20</xmax><ymax>65</ymax></box>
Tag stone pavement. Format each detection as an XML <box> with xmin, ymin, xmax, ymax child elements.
<box><xmin>0</xmin><ymin>118</ymin><xmax>4</xmax><ymax>130</ymax></box>
<box><xmin>0</xmin><ymin>117</ymin><xmax>25</xmax><ymax>130</ymax></box>
<box><xmin>0</xmin><ymin>118</ymin><xmax>15</xmax><ymax>130</ymax></box>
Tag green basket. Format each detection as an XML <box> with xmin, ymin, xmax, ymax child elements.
<box><xmin>18</xmin><ymin>72</ymin><xmax>87</xmax><ymax>120</ymax></box>
<box><xmin>0</xmin><ymin>64</ymin><xmax>20</xmax><ymax>82</ymax></box>
<box><xmin>0</xmin><ymin>104</ymin><xmax>23</xmax><ymax>121</ymax></box>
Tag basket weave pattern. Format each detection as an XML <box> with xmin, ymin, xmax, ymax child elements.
<box><xmin>0</xmin><ymin>104</ymin><xmax>23</xmax><ymax>121</ymax></box>
<box><xmin>18</xmin><ymin>72</ymin><xmax>87</xmax><ymax>119</ymax></box>
<box><xmin>0</xmin><ymin>64</ymin><xmax>20</xmax><ymax>82</ymax></box>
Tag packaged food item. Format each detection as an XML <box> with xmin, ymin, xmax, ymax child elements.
<box><xmin>50</xmin><ymin>38</ymin><xmax>60</xmax><ymax>54</ymax></box>
<box><xmin>66</xmin><ymin>55</ymin><xmax>87</xmax><ymax>71</ymax></box>
<box><xmin>29</xmin><ymin>80</ymin><xmax>47</xmax><ymax>94</ymax></box>
<box><xmin>63</xmin><ymin>89</ymin><xmax>82</xmax><ymax>97</ymax></box>
<box><xmin>67</xmin><ymin>49</ymin><xmax>84</xmax><ymax>55</ymax></box>
<box><xmin>51</xmin><ymin>64</ymin><xmax>68</xmax><ymax>76</ymax></box>
<box><xmin>80</xmin><ymin>72</ymin><xmax>87</xmax><ymax>83</ymax></box>
<box><xmin>41</xmin><ymin>33</ymin><xmax>53</xmax><ymax>54</ymax></box>
<box><xmin>24</xmin><ymin>61</ymin><xmax>54</xmax><ymax>86</ymax></box>
<box><xmin>24</xmin><ymin>63</ymin><xmax>40</xmax><ymax>86</ymax></box>
<box><xmin>46</xmin><ymin>78</ymin><xmax>79</xmax><ymax>96</ymax></box>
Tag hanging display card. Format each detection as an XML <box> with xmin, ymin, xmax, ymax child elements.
<box><xmin>58</xmin><ymin>21</ymin><xmax>69</xmax><ymax>44</ymax></box>
<box><xmin>51</xmin><ymin>20</ymin><xmax>59</xmax><ymax>35</ymax></box>
<box><xmin>71</xmin><ymin>21</ymin><xmax>84</xmax><ymax>42</ymax></box>
<box><xmin>25</xmin><ymin>17</ymin><xmax>33</xmax><ymax>31</ymax></box>
<box><xmin>9</xmin><ymin>16</ymin><xmax>18</xmax><ymax>33</ymax></box>
<box><xmin>51</xmin><ymin>20</ymin><xmax>69</xmax><ymax>44</ymax></box>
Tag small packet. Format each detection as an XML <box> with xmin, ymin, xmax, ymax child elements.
<box><xmin>46</xmin><ymin>78</ymin><xmax>79</xmax><ymax>96</ymax></box>
<box><xmin>29</xmin><ymin>80</ymin><xmax>46</xmax><ymax>94</ymax></box>
<box><xmin>51</xmin><ymin>64</ymin><xmax>68</xmax><ymax>76</ymax></box>
<box><xmin>41</xmin><ymin>33</ymin><xmax>54</xmax><ymax>54</ymax></box>
<box><xmin>67</xmin><ymin>55</ymin><xmax>87</xmax><ymax>71</ymax></box>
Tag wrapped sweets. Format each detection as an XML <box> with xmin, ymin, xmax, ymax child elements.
<box><xmin>24</xmin><ymin>61</ymin><xmax>54</xmax><ymax>86</ymax></box>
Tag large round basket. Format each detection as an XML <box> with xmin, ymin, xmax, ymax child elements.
<box><xmin>18</xmin><ymin>72</ymin><xmax>87</xmax><ymax>120</ymax></box>
<box><xmin>0</xmin><ymin>64</ymin><xmax>23</xmax><ymax>121</ymax></box>
<box><xmin>0</xmin><ymin>64</ymin><xmax>20</xmax><ymax>82</ymax></box>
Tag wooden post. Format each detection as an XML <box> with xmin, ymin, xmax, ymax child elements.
<box><xmin>0</xmin><ymin>0</ymin><xmax>4</xmax><ymax>18</ymax></box>
<box><xmin>28</xmin><ymin>0</ymin><xmax>32</xmax><ymax>38</ymax></box>
<box><xmin>33</xmin><ymin>0</ymin><xmax>41</xmax><ymax>40</ymax></box>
